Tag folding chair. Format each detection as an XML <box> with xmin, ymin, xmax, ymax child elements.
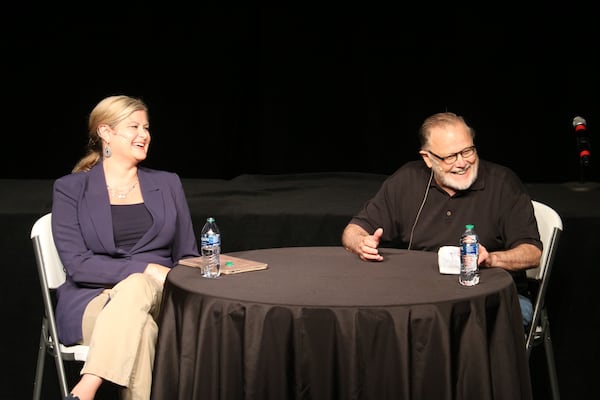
<box><xmin>527</xmin><ymin>200</ymin><xmax>563</xmax><ymax>400</ymax></box>
<box><xmin>31</xmin><ymin>213</ymin><xmax>89</xmax><ymax>400</ymax></box>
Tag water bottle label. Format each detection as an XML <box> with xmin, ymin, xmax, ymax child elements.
<box><xmin>461</xmin><ymin>243</ymin><xmax>478</xmax><ymax>255</ymax></box>
<box><xmin>201</xmin><ymin>234</ymin><xmax>221</xmax><ymax>246</ymax></box>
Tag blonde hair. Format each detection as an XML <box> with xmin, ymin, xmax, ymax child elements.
<box><xmin>418</xmin><ymin>112</ymin><xmax>475</xmax><ymax>148</ymax></box>
<box><xmin>72</xmin><ymin>95</ymin><xmax>149</xmax><ymax>173</ymax></box>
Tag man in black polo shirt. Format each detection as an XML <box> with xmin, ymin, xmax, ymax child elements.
<box><xmin>342</xmin><ymin>111</ymin><xmax>542</xmax><ymax>326</ymax></box>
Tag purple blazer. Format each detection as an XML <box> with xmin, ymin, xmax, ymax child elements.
<box><xmin>51</xmin><ymin>163</ymin><xmax>199</xmax><ymax>345</ymax></box>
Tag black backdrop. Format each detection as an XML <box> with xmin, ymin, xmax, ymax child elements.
<box><xmin>2</xmin><ymin>3</ymin><xmax>598</xmax><ymax>182</ymax></box>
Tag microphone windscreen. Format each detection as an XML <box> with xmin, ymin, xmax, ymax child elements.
<box><xmin>573</xmin><ymin>116</ymin><xmax>587</xmax><ymax>127</ymax></box>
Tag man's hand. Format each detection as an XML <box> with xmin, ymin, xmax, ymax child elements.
<box><xmin>478</xmin><ymin>243</ymin><xmax>490</xmax><ymax>266</ymax></box>
<box><xmin>342</xmin><ymin>223</ymin><xmax>384</xmax><ymax>262</ymax></box>
<box><xmin>358</xmin><ymin>227</ymin><xmax>384</xmax><ymax>261</ymax></box>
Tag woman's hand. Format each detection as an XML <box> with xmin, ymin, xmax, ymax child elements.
<box><xmin>144</xmin><ymin>263</ymin><xmax>170</xmax><ymax>285</ymax></box>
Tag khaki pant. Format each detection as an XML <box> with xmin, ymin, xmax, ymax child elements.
<box><xmin>81</xmin><ymin>273</ymin><xmax>163</xmax><ymax>400</ymax></box>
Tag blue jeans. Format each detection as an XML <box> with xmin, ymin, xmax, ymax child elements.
<box><xmin>519</xmin><ymin>294</ymin><xmax>533</xmax><ymax>327</ymax></box>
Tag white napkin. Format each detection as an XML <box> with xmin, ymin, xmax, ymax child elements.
<box><xmin>438</xmin><ymin>246</ymin><xmax>461</xmax><ymax>274</ymax></box>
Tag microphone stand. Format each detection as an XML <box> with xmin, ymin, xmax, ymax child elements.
<box><xmin>580</xmin><ymin>159</ymin><xmax>587</xmax><ymax>184</ymax></box>
<box><xmin>564</xmin><ymin>162</ymin><xmax>599</xmax><ymax>192</ymax></box>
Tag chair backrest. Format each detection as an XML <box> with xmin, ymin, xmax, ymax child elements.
<box><xmin>31</xmin><ymin>213</ymin><xmax>67</xmax><ymax>289</ymax></box>
<box><xmin>527</xmin><ymin>200</ymin><xmax>563</xmax><ymax>400</ymax></box>
<box><xmin>528</xmin><ymin>200</ymin><xmax>563</xmax><ymax>281</ymax></box>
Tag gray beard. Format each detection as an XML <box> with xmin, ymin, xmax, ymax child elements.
<box><xmin>435</xmin><ymin>163</ymin><xmax>479</xmax><ymax>192</ymax></box>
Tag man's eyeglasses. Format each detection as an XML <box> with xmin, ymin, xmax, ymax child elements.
<box><xmin>427</xmin><ymin>146</ymin><xmax>477</xmax><ymax>165</ymax></box>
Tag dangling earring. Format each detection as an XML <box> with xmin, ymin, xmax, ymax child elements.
<box><xmin>104</xmin><ymin>144</ymin><xmax>112</xmax><ymax>158</ymax></box>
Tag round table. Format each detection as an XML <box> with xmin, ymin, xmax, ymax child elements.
<box><xmin>151</xmin><ymin>246</ymin><xmax>532</xmax><ymax>400</ymax></box>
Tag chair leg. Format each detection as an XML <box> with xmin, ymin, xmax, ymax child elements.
<box><xmin>542</xmin><ymin>312</ymin><xmax>560</xmax><ymax>400</ymax></box>
<box><xmin>32</xmin><ymin>328</ymin><xmax>46</xmax><ymax>400</ymax></box>
<box><xmin>43</xmin><ymin>312</ymin><xmax>71</xmax><ymax>397</ymax></box>
<box><xmin>36</xmin><ymin>320</ymin><xmax>76</xmax><ymax>399</ymax></box>
<box><xmin>53</xmin><ymin>344</ymin><xmax>70</xmax><ymax>398</ymax></box>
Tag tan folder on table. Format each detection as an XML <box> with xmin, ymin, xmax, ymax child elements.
<box><xmin>179</xmin><ymin>254</ymin><xmax>268</xmax><ymax>274</ymax></box>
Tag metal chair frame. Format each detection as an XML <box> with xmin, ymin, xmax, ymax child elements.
<box><xmin>31</xmin><ymin>213</ymin><xmax>89</xmax><ymax>400</ymax></box>
<box><xmin>527</xmin><ymin>200</ymin><xmax>563</xmax><ymax>400</ymax></box>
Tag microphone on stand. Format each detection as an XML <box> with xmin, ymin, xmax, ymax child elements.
<box><xmin>564</xmin><ymin>116</ymin><xmax>598</xmax><ymax>191</ymax></box>
<box><xmin>573</xmin><ymin>116</ymin><xmax>591</xmax><ymax>167</ymax></box>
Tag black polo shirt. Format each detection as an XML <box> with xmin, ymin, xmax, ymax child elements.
<box><xmin>350</xmin><ymin>159</ymin><xmax>542</xmax><ymax>295</ymax></box>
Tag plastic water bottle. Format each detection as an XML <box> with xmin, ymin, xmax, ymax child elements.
<box><xmin>459</xmin><ymin>224</ymin><xmax>480</xmax><ymax>286</ymax></box>
<box><xmin>200</xmin><ymin>217</ymin><xmax>221</xmax><ymax>278</ymax></box>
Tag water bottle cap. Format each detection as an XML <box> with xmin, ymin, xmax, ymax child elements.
<box><xmin>465</xmin><ymin>224</ymin><xmax>474</xmax><ymax>229</ymax></box>
<box><xmin>207</xmin><ymin>217</ymin><xmax>215</xmax><ymax>223</ymax></box>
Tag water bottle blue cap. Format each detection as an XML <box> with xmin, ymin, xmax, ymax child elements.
<box><xmin>466</xmin><ymin>224</ymin><xmax>474</xmax><ymax>229</ymax></box>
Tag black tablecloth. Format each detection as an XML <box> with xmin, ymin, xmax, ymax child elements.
<box><xmin>152</xmin><ymin>246</ymin><xmax>531</xmax><ymax>400</ymax></box>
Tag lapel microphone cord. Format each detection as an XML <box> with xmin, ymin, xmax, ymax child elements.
<box><xmin>407</xmin><ymin>168</ymin><xmax>434</xmax><ymax>250</ymax></box>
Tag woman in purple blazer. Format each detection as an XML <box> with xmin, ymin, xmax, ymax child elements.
<box><xmin>52</xmin><ymin>95</ymin><xmax>199</xmax><ymax>400</ymax></box>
